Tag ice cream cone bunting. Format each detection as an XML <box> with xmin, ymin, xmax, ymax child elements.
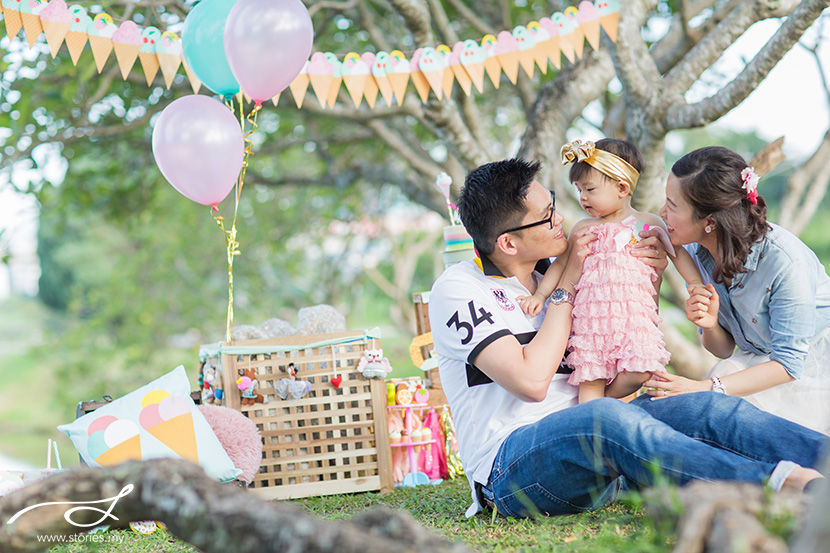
<box><xmin>113</xmin><ymin>43</ymin><xmax>140</xmax><ymax>79</ymax></box>
<box><xmin>362</xmin><ymin>74</ymin><xmax>379</xmax><ymax>109</ymax></box>
<box><xmin>288</xmin><ymin>73</ymin><xmax>309</xmax><ymax>108</ymax></box>
<box><xmin>309</xmin><ymin>74</ymin><xmax>332</xmax><ymax>108</ymax></box>
<box><xmin>498</xmin><ymin>51</ymin><xmax>520</xmax><ymax>85</ymax></box>
<box><xmin>326</xmin><ymin>76</ymin><xmax>341</xmax><ymax>108</ymax></box>
<box><xmin>450</xmin><ymin>63</ymin><xmax>472</xmax><ymax>96</ymax></box>
<box><xmin>440</xmin><ymin>67</ymin><xmax>454</xmax><ymax>99</ymax></box>
<box><xmin>21</xmin><ymin>12</ymin><xmax>42</xmax><ymax>48</ymax></box>
<box><xmin>600</xmin><ymin>12</ymin><xmax>619</xmax><ymax>42</ymax></box>
<box><xmin>518</xmin><ymin>50</ymin><xmax>535</xmax><ymax>79</ymax></box>
<box><xmin>343</xmin><ymin>74</ymin><xmax>367</xmax><ymax>108</ymax></box>
<box><xmin>64</xmin><ymin>30</ymin><xmax>87</xmax><ymax>65</ymax></box>
<box><xmin>157</xmin><ymin>52</ymin><xmax>180</xmax><ymax>89</ymax></box>
<box><xmin>41</xmin><ymin>20</ymin><xmax>70</xmax><ymax>58</ymax></box>
<box><xmin>410</xmin><ymin>69</ymin><xmax>431</xmax><ymax>103</ymax></box>
<box><xmin>3</xmin><ymin>6</ymin><xmax>22</xmax><ymax>40</ymax></box>
<box><xmin>271</xmin><ymin>92</ymin><xmax>280</xmax><ymax>106</ymax></box>
<box><xmin>388</xmin><ymin>73</ymin><xmax>409</xmax><ymax>105</ymax></box>
<box><xmin>483</xmin><ymin>57</ymin><xmax>501</xmax><ymax>89</ymax></box>
<box><xmin>581</xmin><ymin>20</ymin><xmax>600</xmax><ymax>51</ymax></box>
<box><xmin>138</xmin><ymin>51</ymin><xmax>159</xmax><ymax>86</ymax></box>
<box><xmin>568</xmin><ymin>27</ymin><xmax>585</xmax><ymax>58</ymax></box>
<box><xmin>181</xmin><ymin>57</ymin><xmax>201</xmax><ymax>94</ymax></box>
<box><xmin>89</xmin><ymin>35</ymin><xmax>113</xmax><ymax>73</ymax></box>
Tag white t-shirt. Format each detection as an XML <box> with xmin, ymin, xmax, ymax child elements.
<box><xmin>429</xmin><ymin>256</ymin><xmax>578</xmax><ymax>516</ymax></box>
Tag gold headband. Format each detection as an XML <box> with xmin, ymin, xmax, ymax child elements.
<box><xmin>560</xmin><ymin>139</ymin><xmax>640</xmax><ymax>193</ymax></box>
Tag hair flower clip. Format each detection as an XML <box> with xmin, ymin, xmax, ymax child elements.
<box><xmin>741</xmin><ymin>166</ymin><xmax>759</xmax><ymax>205</ymax></box>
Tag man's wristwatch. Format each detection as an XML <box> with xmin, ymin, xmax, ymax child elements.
<box><xmin>710</xmin><ymin>376</ymin><xmax>727</xmax><ymax>394</ymax></box>
<box><xmin>550</xmin><ymin>288</ymin><xmax>575</xmax><ymax>306</ymax></box>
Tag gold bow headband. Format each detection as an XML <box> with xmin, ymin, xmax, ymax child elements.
<box><xmin>560</xmin><ymin>139</ymin><xmax>640</xmax><ymax>193</ymax></box>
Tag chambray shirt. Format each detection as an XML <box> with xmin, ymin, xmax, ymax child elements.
<box><xmin>684</xmin><ymin>223</ymin><xmax>830</xmax><ymax>378</ymax></box>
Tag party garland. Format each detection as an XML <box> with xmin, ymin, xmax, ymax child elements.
<box><xmin>1</xmin><ymin>0</ymin><xmax>620</xmax><ymax>107</ymax></box>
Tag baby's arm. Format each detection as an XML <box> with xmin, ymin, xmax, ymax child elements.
<box><xmin>518</xmin><ymin>254</ymin><xmax>567</xmax><ymax>317</ymax></box>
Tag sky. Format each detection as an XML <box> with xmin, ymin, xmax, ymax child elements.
<box><xmin>2</xmin><ymin>12</ymin><xmax>830</xmax><ymax>298</ymax></box>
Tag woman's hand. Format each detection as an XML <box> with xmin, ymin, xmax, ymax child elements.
<box><xmin>644</xmin><ymin>371</ymin><xmax>710</xmax><ymax>398</ymax></box>
<box><xmin>630</xmin><ymin>229</ymin><xmax>669</xmax><ymax>274</ymax></box>
<box><xmin>686</xmin><ymin>283</ymin><xmax>719</xmax><ymax>329</ymax></box>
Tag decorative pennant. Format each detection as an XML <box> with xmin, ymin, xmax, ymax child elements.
<box><xmin>417</xmin><ymin>47</ymin><xmax>446</xmax><ymax>100</ymax></box>
<box><xmin>39</xmin><ymin>0</ymin><xmax>71</xmax><ymax>58</ymax></box>
<box><xmin>112</xmin><ymin>21</ymin><xmax>142</xmax><ymax>79</ymax></box>
<box><xmin>387</xmin><ymin>50</ymin><xmax>411</xmax><ymax>105</ymax></box>
<box><xmin>373</xmin><ymin>51</ymin><xmax>396</xmax><ymax>107</ymax></box>
<box><xmin>324</xmin><ymin>53</ymin><xmax>341</xmax><ymax>109</ymax></box>
<box><xmin>64</xmin><ymin>5</ymin><xmax>91</xmax><ymax>66</ymax></box>
<box><xmin>138</xmin><ymin>26</ymin><xmax>160</xmax><ymax>86</ymax></box>
<box><xmin>598</xmin><ymin>0</ymin><xmax>620</xmax><ymax>42</ymax></box>
<box><xmin>360</xmin><ymin>52</ymin><xmax>379</xmax><ymax>108</ymax></box>
<box><xmin>20</xmin><ymin>0</ymin><xmax>44</xmax><ymax>48</ymax></box>
<box><xmin>512</xmin><ymin>25</ymin><xmax>536</xmax><ymax>79</ymax></box>
<box><xmin>456</xmin><ymin>39</ymin><xmax>486</xmax><ymax>93</ymax></box>
<box><xmin>481</xmin><ymin>35</ymin><xmax>501</xmax><ymax>89</ymax></box>
<box><xmin>288</xmin><ymin>63</ymin><xmax>309</xmax><ymax>108</ymax></box>
<box><xmin>270</xmin><ymin>92</ymin><xmax>280</xmax><ymax>106</ymax></box>
<box><xmin>88</xmin><ymin>13</ymin><xmax>115</xmax><ymax>73</ymax></box>
<box><xmin>527</xmin><ymin>21</ymin><xmax>551</xmax><ymax>74</ymax></box>
<box><xmin>552</xmin><ymin>12</ymin><xmax>576</xmax><ymax>63</ymax></box>
<box><xmin>308</xmin><ymin>51</ymin><xmax>334</xmax><ymax>108</ymax></box>
<box><xmin>437</xmin><ymin>45</ymin><xmax>455</xmax><ymax>99</ymax></box>
<box><xmin>539</xmin><ymin>17</ymin><xmax>561</xmax><ymax>70</ymax></box>
<box><xmin>181</xmin><ymin>56</ymin><xmax>201</xmax><ymax>94</ymax></box>
<box><xmin>2</xmin><ymin>1</ymin><xmax>23</xmax><ymax>41</ymax></box>
<box><xmin>409</xmin><ymin>48</ymin><xmax>432</xmax><ymax>102</ymax></box>
<box><xmin>157</xmin><ymin>31</ymin><xmax>182</xmax><ymax>89</ymax></box>
<box><xmin>341</xmin><ymin>51</ymin><xmax>369</xmax><ymax>108</ymax></box>
<box><xmin>577</xmin><ymin>1</ymin><xmax>601</xmax><ymax>51</ymax></box>
<box><xmin>495</xmin><ymin>31</ymin><xmax>520</xmax><ymax>85</ymax></box>
<box><xmin>563</xmin><ymin>7</ymin><xmax>585</xmax><ymax>59</ymax></box>
<box><xmin>448</xmin><ymin>42</ymin><xmax>473</xmax><ymax>96</ymax></box>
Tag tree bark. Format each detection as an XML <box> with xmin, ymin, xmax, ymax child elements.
<box><xmin>0</xmin><ymin>460</ymin><xmax>472</xmax><ymax>553</ymax></box>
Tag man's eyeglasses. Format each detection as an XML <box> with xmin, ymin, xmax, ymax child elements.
<box><xmin>499</xmin><ymin>190</ymin><xmax>556</xmax><ymax>235</ymax></box>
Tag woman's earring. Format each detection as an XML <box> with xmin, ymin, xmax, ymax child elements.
<box><xmin>704</xmin><ymin>225</ymin><xmax>713</xmax><ymax>234</ymax></box>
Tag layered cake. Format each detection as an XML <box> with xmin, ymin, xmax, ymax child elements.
<box><xmin>443</xmin><ymin>224</ymin><xmax>477</xmax><ymax>267</ymax></box>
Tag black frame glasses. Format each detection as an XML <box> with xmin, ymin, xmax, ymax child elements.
<box><xmin>499</xmin><ymin>190</ymin><xmax>556</xmax><ymax>235</ymax></box>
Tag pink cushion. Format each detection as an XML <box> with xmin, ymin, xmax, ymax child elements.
<box><xmin>198</xmin><ymin>405</ymin><xmax>262</xmax><ymax>484</ymax></box>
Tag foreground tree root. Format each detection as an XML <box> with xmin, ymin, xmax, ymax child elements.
<box><xmin>644</xmin><ymin>480</ymin><xmax>827</xmax><ymax>553</ymax></box>
<box><xmin>0</xmin><ymin>460</ymin><xmax>472</xmax><ymax>553</ymax></box>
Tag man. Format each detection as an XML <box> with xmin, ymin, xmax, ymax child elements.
<box><xmin>429</xmin><ymin>158</ymin><xmax>827</xmax><ymax>518</ymax></box>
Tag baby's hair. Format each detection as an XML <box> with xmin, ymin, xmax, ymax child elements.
<box><xmin>569</xmin><ymin>138</ymin><xmax>645</xmax><ymax>189</ymax></box>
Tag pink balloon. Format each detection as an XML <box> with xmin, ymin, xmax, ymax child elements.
<box><xmin>152</xmin><ymin>95</ymin><xmax>244</xmax><ymax>206</ymax></box>
<box><xmin>224</xmin><ymin>0</ymin><xmax>313</xmax><ymax>104</ymax></box>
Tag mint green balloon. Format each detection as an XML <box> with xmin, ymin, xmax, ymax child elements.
<box><xmin>182</xmin><ymin>0</ymin><xmax>240</xmax><ymax>97</ymax></box>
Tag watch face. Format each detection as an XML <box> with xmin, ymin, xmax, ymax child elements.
<box><xmin>552</xmin><ymin>289</ymin><xmax>566</xmax><ymax>303</ymax></box>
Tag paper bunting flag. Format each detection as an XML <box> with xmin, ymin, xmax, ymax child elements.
<box><xmin>577</xmin><ymin>1</ymin><xmax>601</xmax><ymax>51</ymax></box>
<box><xmin>598</xmin><ymin>0</ymin><xmax>620</xmax><ymax>42</ymax></box>
<box><xmin>112</xmin><ymin>21</ymin><xmax>142</xmax><ymax>79</ymax></box>
<box><xmin>39</xmin><ymin>0</ymin><xmax>71</xmax><ymax>58</ymax></box>
<box><xmin>512</xmin><ymin>26</ymin><xmax>536</xmax><ymax>79</ymax></box>
<box><xmin>456</xmin><ymin>39</ymin><xmax>486</xmax><ymax>93</ymax></box>
<box><xmin>0</xmin><ymin>0</ymin><xmax>620</xmax><ymax>109</ymax></box>
<box><xmin>410</xmin><ymin>48</ymin><xmax>432</xmax><ymax>102</ymax></box>
<box><xmin>181</xmin><ymin>56</ymin><xmax>201</xmax><ymax>94</ymax></box>
<box><xmin>324</xmin><ymin>52</ymin><xmax>341</xmax><ymax>109</ymax></box>
<box><xmin>449</xmin><ymin>42</ymin><xmax>473</xmax><ymax>96</ymax></box>
<box><xmin>481</xmin><ymin>35</ymin><xmax>501</xmax><ymax>89</ymax></box>
<box><xmin>308</xmin><ymin>51</ymin><xmax>334</xmax><ymax>108</ymax></box>
<box><xmin>138</xmin><ymin>27</ymin><xmax>160</xmax><ymax>86</ymax></box>
<box><xmin>88</xmin><ymin>13</ymin><xmax>115</xmax><ymax>73</ymax></box>
<box><xmin>360</xmin><ymin>52</ymin><xmax>379</xmax><ymax>108</ymax></box>
<box><xmin>157</xmin><ymin>31</ymin><xmax>182</xmax><ymax>89</ymax></box>
<box><xmin>288</xmin><ymin>62</ymin><xmax>310</xmax><ymax>108</ymax></box>
<box><xmin>341</xmin><ymin>51</ymin><xmax>369</xmax><ymax>108</ymax></box>
<box><xmin>271</xmin><ymin>92</ymin><xmax>280</xmax><ymax>106</ymax></box>
<box><xmin>64</xmin><ymin>5</ymin><xmax>91</xmax><ymax>66</ymax></box>
<box><xmin>436</xmin><ymin>45</ymin><xmax>455</xmax><ymax>99</ymax></box>
<box><xmin>372</xmin><ymin>51</ymin><xmax>395</xmax><ymax>107</ymax></box>
<box><xmin>2</xmin><ymin>0</ymin><xmax>23</xmax><ymax>41</ymax></box>
<box><xmin>563</xmin><ymin>7</ymin><xmax>585</xmax><ymax>59</ymax></box>
<box><xmin>20</xmin><ymin>0</ymin><xmax>45</xmax><ymax>48</ymax></box>
<box><xmin>387</xmin><ymin>50</ymin><xmax>410</xmax><ymax>105</ymax></box>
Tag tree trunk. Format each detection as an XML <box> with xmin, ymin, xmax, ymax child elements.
<box><xmin>0</xmin><ymin>460</ymin><xmax>472</xmax><ymax>553</ymax></box>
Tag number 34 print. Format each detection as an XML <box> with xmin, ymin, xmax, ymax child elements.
<box><xmin>446</xmin><ymin>301</ymin><xmax>494</xmax><ymax>345</ymax></box>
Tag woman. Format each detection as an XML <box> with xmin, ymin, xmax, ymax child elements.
<box><xmin>646</xmin><ymin>146</ymin><xmax>830</xmax><ymax>435</ymax></box>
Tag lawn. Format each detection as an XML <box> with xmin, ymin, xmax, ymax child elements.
<box><xmin>44</xmin><ymin>477</ymin><xmax>673</xmax><ymax>553</ymax></box>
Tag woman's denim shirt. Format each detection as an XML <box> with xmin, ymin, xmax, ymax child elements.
<box><xmin>684</xmin><ymin>223</ymin><xmax>830</xmax><ymax>378</ymax></box>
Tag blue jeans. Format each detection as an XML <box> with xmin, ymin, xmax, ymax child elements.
<box><xmin>481</xmin><ymin>393</ymin><xmax>830</xmax><ymax>518</ymax></box>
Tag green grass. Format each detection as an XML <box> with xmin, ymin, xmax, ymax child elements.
<box><xmin>44</xmin><ymin>478</ymin><xmax>673</xmax><ymax>553</ymax></box>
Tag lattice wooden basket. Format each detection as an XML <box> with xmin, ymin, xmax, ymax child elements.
<box><xmin>215</xmin><ymin>330</ymin><xmax>393</xmax><ymax>499</ymax></box>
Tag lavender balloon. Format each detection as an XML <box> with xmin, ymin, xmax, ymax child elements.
<box><xmin>152</xmin><ymin>95</ymin><xmax>244</xmax><ymax>206</ymax></box>
<box><xmin>223</xmin><ymin>0</ymin><xmax>314</xmax><ymax>105</ymax></box>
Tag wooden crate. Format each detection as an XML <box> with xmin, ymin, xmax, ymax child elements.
<box><xmin>411</xmin><ymin>292</ymin><xmax>447</xmax><ymax>406</ymax></box>
<box><xmin>218</xmin><ymin>330</ymin><xmax>393</xmax><ymax>499</ymax></box>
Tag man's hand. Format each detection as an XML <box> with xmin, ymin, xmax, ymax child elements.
<box><xmin>630</xmin><ymin>228</ymin><xmax>668</xmax><ymax>274</ymax></box>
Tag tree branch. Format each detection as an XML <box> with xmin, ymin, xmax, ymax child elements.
<box><xmin>607</xmin><ymin>0</ymin><xmax>662</xmax><ymax>104</ymax></box>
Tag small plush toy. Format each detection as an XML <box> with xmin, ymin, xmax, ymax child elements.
<box><xmin>274</xmin><ymin>362</ymin><xmax>311</xmax><ymax>401</ymax></box>
<box><xmin>236</xmin><ymin>367</ymin><xmax>268</xmax><ymax>405</ymax></box>
<box><xmin>357</xmin><ymin>348</ymin><xmax>393</xmax><ymax>379</ymax></box>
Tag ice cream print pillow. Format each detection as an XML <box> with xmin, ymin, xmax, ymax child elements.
<box><xmin>58</xmin><ymin>365</ymin><xmax>241</xmax><ymax>482</ymax></box>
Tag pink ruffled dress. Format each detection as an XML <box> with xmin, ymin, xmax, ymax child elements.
<box><xmin>567</xmin><ymin>217</ymin><xmax>670</xmax><ymax>385</ymax></box>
